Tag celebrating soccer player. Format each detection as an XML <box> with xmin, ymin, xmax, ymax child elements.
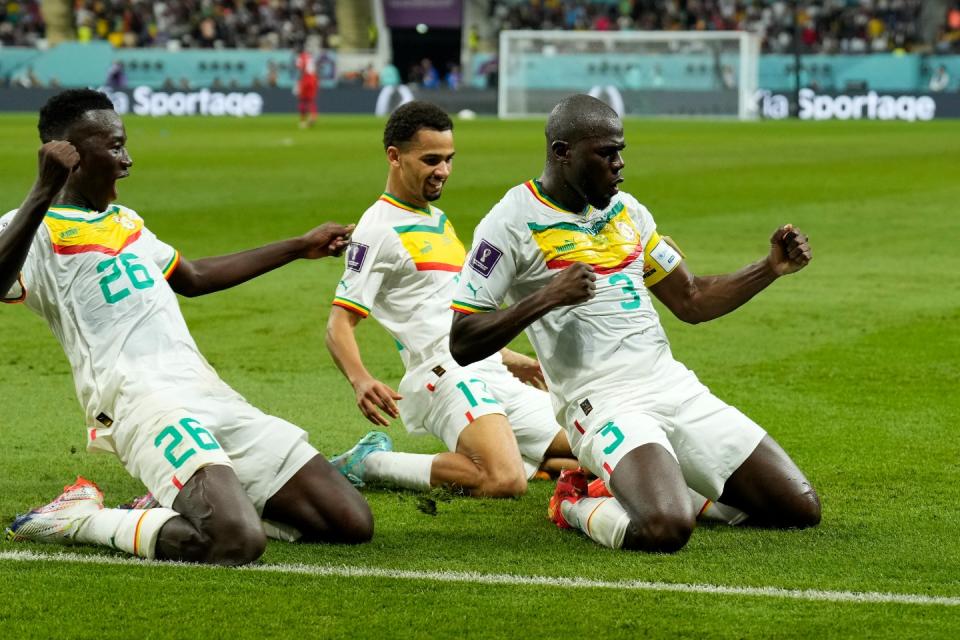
<box><xmin>326</xmin><ymin>101</ymin><xmax>577</xmax><ymax>496</ymax></box>
<box><xmin>1</xmin><ymin>89</ymin><xmax>370</xmax><ymax>565</ymax></box>
<box><xmin>449</xmin><ymin>94</ymin><xmax>820</xmax><ymax>552</ymax></box>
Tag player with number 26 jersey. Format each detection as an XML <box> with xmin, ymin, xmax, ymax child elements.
<box><xmin>0</xmin><ymin>203</ymin><xmax>208</xmax><ymax>439</ymax></box>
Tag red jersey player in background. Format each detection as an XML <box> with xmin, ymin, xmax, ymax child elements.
<box><xmin>295</xmin><ymin>46</ymin><xmax>318</xmax><ymax>129</ymax></box>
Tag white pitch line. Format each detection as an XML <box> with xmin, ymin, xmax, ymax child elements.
<box><xmin>2</xmin><ymin>549</ymin><xmax>958</xmax><ymax>608</ymax></box>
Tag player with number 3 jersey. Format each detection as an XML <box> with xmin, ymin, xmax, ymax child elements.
<box><xmin>450</xmin><ymin>94</ymin><xmax>821</xmax><ymax>553</ymax></box>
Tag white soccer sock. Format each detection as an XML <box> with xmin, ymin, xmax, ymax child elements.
<box><xmin>560</xmin><ymin>497</ymin><xmax>631</xmax><ymax>549</ymax></box>
<box><xmin>363</xmin><ymin>451</ymin><xmax>434</xmax><ymax>491</ymax></box>
<box><xmin>76</xmin><ymin>507</ymin><xmax>179</xmax><ymax>559</ymax></box>
<box><xmin>262</xmin><ymin>519</ymin><xmax>302</xmax><ymax>542</ymax></box>
<box><xmin>689</xmin><ymin>489</ymin><xmax>749</xmax><ymax>525</ymax></box>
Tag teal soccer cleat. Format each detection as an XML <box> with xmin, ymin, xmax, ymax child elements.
<box><xmin>329</xmin><ymin>431</ymin><xmax>393</xmax><ymax>487</ymax></box>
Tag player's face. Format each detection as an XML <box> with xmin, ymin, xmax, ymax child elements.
<box><xmin>391</xmin><ymin>128</ymin><xmax>455</xmax><ymax>205</ymax></box>
<box><xmin>67</xmin><ymin>110</ymin><xmax>133</xmax><ymax>210</ymax></box>
<box><xmin>567</xmin><ymin>119</ymin><xmax>625</xmax><ymax>210</ymax></box>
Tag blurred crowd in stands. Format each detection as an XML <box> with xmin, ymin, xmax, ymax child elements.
<box><xmin>1</xmin><ymin>1</ymin><xmax>959</xmax><ymax>92</ymax></box>
<box><xmin>489</xmin><ymin>1</ymin><xmax>960</xmax><ymax>54</ymax></box>
<box><xmin>1</xmin><ymin>1</ymin><xmax>959</xmax><ymax>54</ymax></box>
<box><xmin>1</xmin><ymin>2</ymin><xmax>959</xmax><ymax>54</ymax></box>
<box><xmin>1</xmin><ymin>0</ymin><xmax>338</xmax><ymax>49</ymax></box>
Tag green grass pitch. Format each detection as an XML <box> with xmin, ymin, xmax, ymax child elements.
<box><xmin>0</xmin><ymin>113</ymin><xmax>958</xmax><ymax>638</ymax></box>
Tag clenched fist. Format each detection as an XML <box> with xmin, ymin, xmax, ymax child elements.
<box><xmin>36</xmin><ymin>141</ymin><xmax>79</xmax><ymax>195</ymax></box>
<box><xmin>768</xmin><ymin>224</ymin><xmax>812</xmax><ymax>276</ymax></box>
<box><xmin>540</xmin><ymin>262</ymin><xmax>597</xmax><ymax>309</ymax></box>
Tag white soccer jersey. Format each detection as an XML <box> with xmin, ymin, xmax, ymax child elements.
<box><xmin>1</xmin><ymin>204</ymin><xmax>222</xmax><ymax>451</ymax></box>
<box><xmin>332</xmin><ymin>193</ymin><xmax>477</xmax><ymax>369</ymax></box>
<box><xmin>451</xmin><ymin>180</ymin><xmax>684</xmax><ymax>413</ymax></box>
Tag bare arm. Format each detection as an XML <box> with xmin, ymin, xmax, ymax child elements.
<box><xmin>169</xmin><ymin>222</ymin><xmax>354</xmax><ymax>297</ymax></box>
<box><xmin>325</xmin><ymin>305</ymin><xmax>402</xmax><ymax>426</ymax></box>
<box><xmin>0</xmin><ymin>142</ymin><xmax>79</xmax><ymax>296</ymax></box>
<box><xmin>650</xmin><ymin>224</ymin><xmax>812</xmax><ymax>324</ymax></box>
<box><xmin>450</xmin><ymin>262</ymin><xmax>597</xmax><ymax>366</ymax></box>
<box><xmin>499</xmin><ymin>347</ymin><xmax>546</xmax><ymax>390</ymax></box>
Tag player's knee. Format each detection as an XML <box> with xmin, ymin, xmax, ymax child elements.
<box><xmin>157</xmin><ymin>517</ymin><xmax>215</xmax><ymax>563</ymax></box>
<box><xmin>206</xmin><ymin>517</ymin><xmax>267</xmax><ymax>566</ymax></box>
<box><xmin>333</xmin><ymin>499</ymin><xmax>374</xmax><ymax>544</ymax></box>
<box><xmin>454</xmin><ymin>464</ymin><xmax>485</xmax><ymax>491</ymax></box>
<box><xmin>780</xmin><ymin>485</ymin><xmax>821</xmax><ymax>529</ymax></box>
<box><xmin>478</xmin><ymin>470</ymin><xmax>527</xmax><ymax>498</ymax></box>
<box><xmin>623</xmin><ymin>512</ymin><xmax>694</xmax><ymax>553</ymax></box>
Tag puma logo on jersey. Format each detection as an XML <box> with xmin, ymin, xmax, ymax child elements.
<box><xmin>466</xmin><ymin>282</ymin><xmax>483</xmax><ymax>298</ymax></box>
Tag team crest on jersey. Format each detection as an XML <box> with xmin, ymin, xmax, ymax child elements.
<box><xmin>527</xmin><ymin>202</ymin><xmax>642</xmax><ymax>275</ymax></box>
<box><xmin>615</xmin><ymin>220</ymin><xmax>637</xmax><ymax>242</ymax></box>
<box><xmin>112</xmin><ymin>210</ymin><xmax>139</xmax><ymax>230</ymax></box>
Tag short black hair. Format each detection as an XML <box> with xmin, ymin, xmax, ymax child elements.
<box><xmin>38</xmin><ymin>89</ymin><xmax>115</xmax><ymax>142</ymax></box>
<box><xmin>383</xmin><ymin>101</ymin><xmax>452</xmax><ymax>150</ymax></box>
<box><xmin>545</xmin><ymin>94</ymin><xmax>619</xmax><ymax>146</ymax></box>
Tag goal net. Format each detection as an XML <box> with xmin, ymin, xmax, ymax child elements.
<box><xmin>498</xmin><ymin>30</ymin><xmax>761</xmax><ymax>120</ymax></box>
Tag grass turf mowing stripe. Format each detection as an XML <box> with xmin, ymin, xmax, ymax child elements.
<box><xmin>3</xmin><ymin>550</ymin><xmax>958</xmax><ymax>608</ymax></box>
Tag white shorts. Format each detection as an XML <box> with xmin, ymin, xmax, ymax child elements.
<box><xmin>103</xmin><ymin>386</ymin><xmax>318</xmax><ymax>513</ymax></box>
<box><xmin>564</xmin><ymin>370</ymin><xmax>766</xmax><ymax>501</ymax></box>
<box><xmin>398</xmin><ymin>355</ymin><xmax>562</xmax><ymax>478</ymax></box>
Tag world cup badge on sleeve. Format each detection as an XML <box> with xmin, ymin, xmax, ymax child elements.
<box><xmin>346</xmin><ymin>242</ymin><xmax>369</xmax><ymax>272</ymax></box>
<box><xmin>469</xmin><ymin>239</ymin><xmax>503</xmax><ymax>278</ymax></box>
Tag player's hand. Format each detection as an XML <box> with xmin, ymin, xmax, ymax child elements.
<box><xmin>768</xmin><ymin>224</ymin><xmax>811</xmax><ymax>276</ymax></box>
<box><xmin>500</xmin><ymin>349</ymin><xmax>547</xmax><ymax>390</ymax></box>
<box><xmin>540</xmin><ymin>262</ymin><xmax>596</xmax><ymax>308</ymax></box>
<box><xmin>354</xmin><ymin>377</ymin><xmax>403</xmax><ymax>426</ymax></box>
<box><xmin>36</xmin><ymin>140</ymin><xmax>79</xmax><ymax>195</ymax></box>
<box><xmin>300</xmin><ymin>222</ymin><xmax>355</xmax><ymax>259</ymax></box>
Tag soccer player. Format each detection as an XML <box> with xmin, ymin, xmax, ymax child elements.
<box><xmin>1</xmin><ymin>89</ymin><xmax>371</xmax><ymax>565</ymax></box>
<box><xmin>449</xmin><ymin>94</ymin><xmax>821</xmax><ymax>552</ymax></box>
<box><xmin>325</xmin><ymin>101</ymin><xmax>576</xmax><ymax>497</ymax></box>
<box><xmin>295</xmin><ymin>45</ymin><xmax>318</xmax><ymax>129</ymax></box>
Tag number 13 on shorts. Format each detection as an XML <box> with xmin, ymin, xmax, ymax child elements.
<box><xmin>455</xmin><ymin>377</ymin><xmax>502</xmax><ymax>423</ymax></box>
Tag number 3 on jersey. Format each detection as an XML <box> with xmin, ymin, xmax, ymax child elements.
<box><xmin>608</xmin><ymin>273</ymin><xmax>641</xmax><ymax>310</ymax></box>
<box><xmin>97</xmin><ymin>252</ymin><xmax>155</xmax><ymax>304</ymax></box>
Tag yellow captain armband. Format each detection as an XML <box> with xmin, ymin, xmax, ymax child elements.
<box><xmin>641</xmin><ymin>231</ymin><xmax>684</xmax><ymax>287</ymax></box>
<box><xmin>660</xmin><ymin>235</ymin><xmax>685</xmax><ymax>258</ymax></box>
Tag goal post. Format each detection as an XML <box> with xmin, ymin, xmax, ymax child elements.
<box><xmin>498</xmin><ymin>30</ymin><xmax>761</xmax><ymax>120</ymax></box>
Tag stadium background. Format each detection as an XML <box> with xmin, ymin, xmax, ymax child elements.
<box><xmin>1</xmin><ymin>0</ymin><xmax>959</xmax><ymax>117</ymax></box>
<box><xmin>1</xmin><ymin>2</ymin><xmax>959</xmax><ymax>639</ymax></box>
